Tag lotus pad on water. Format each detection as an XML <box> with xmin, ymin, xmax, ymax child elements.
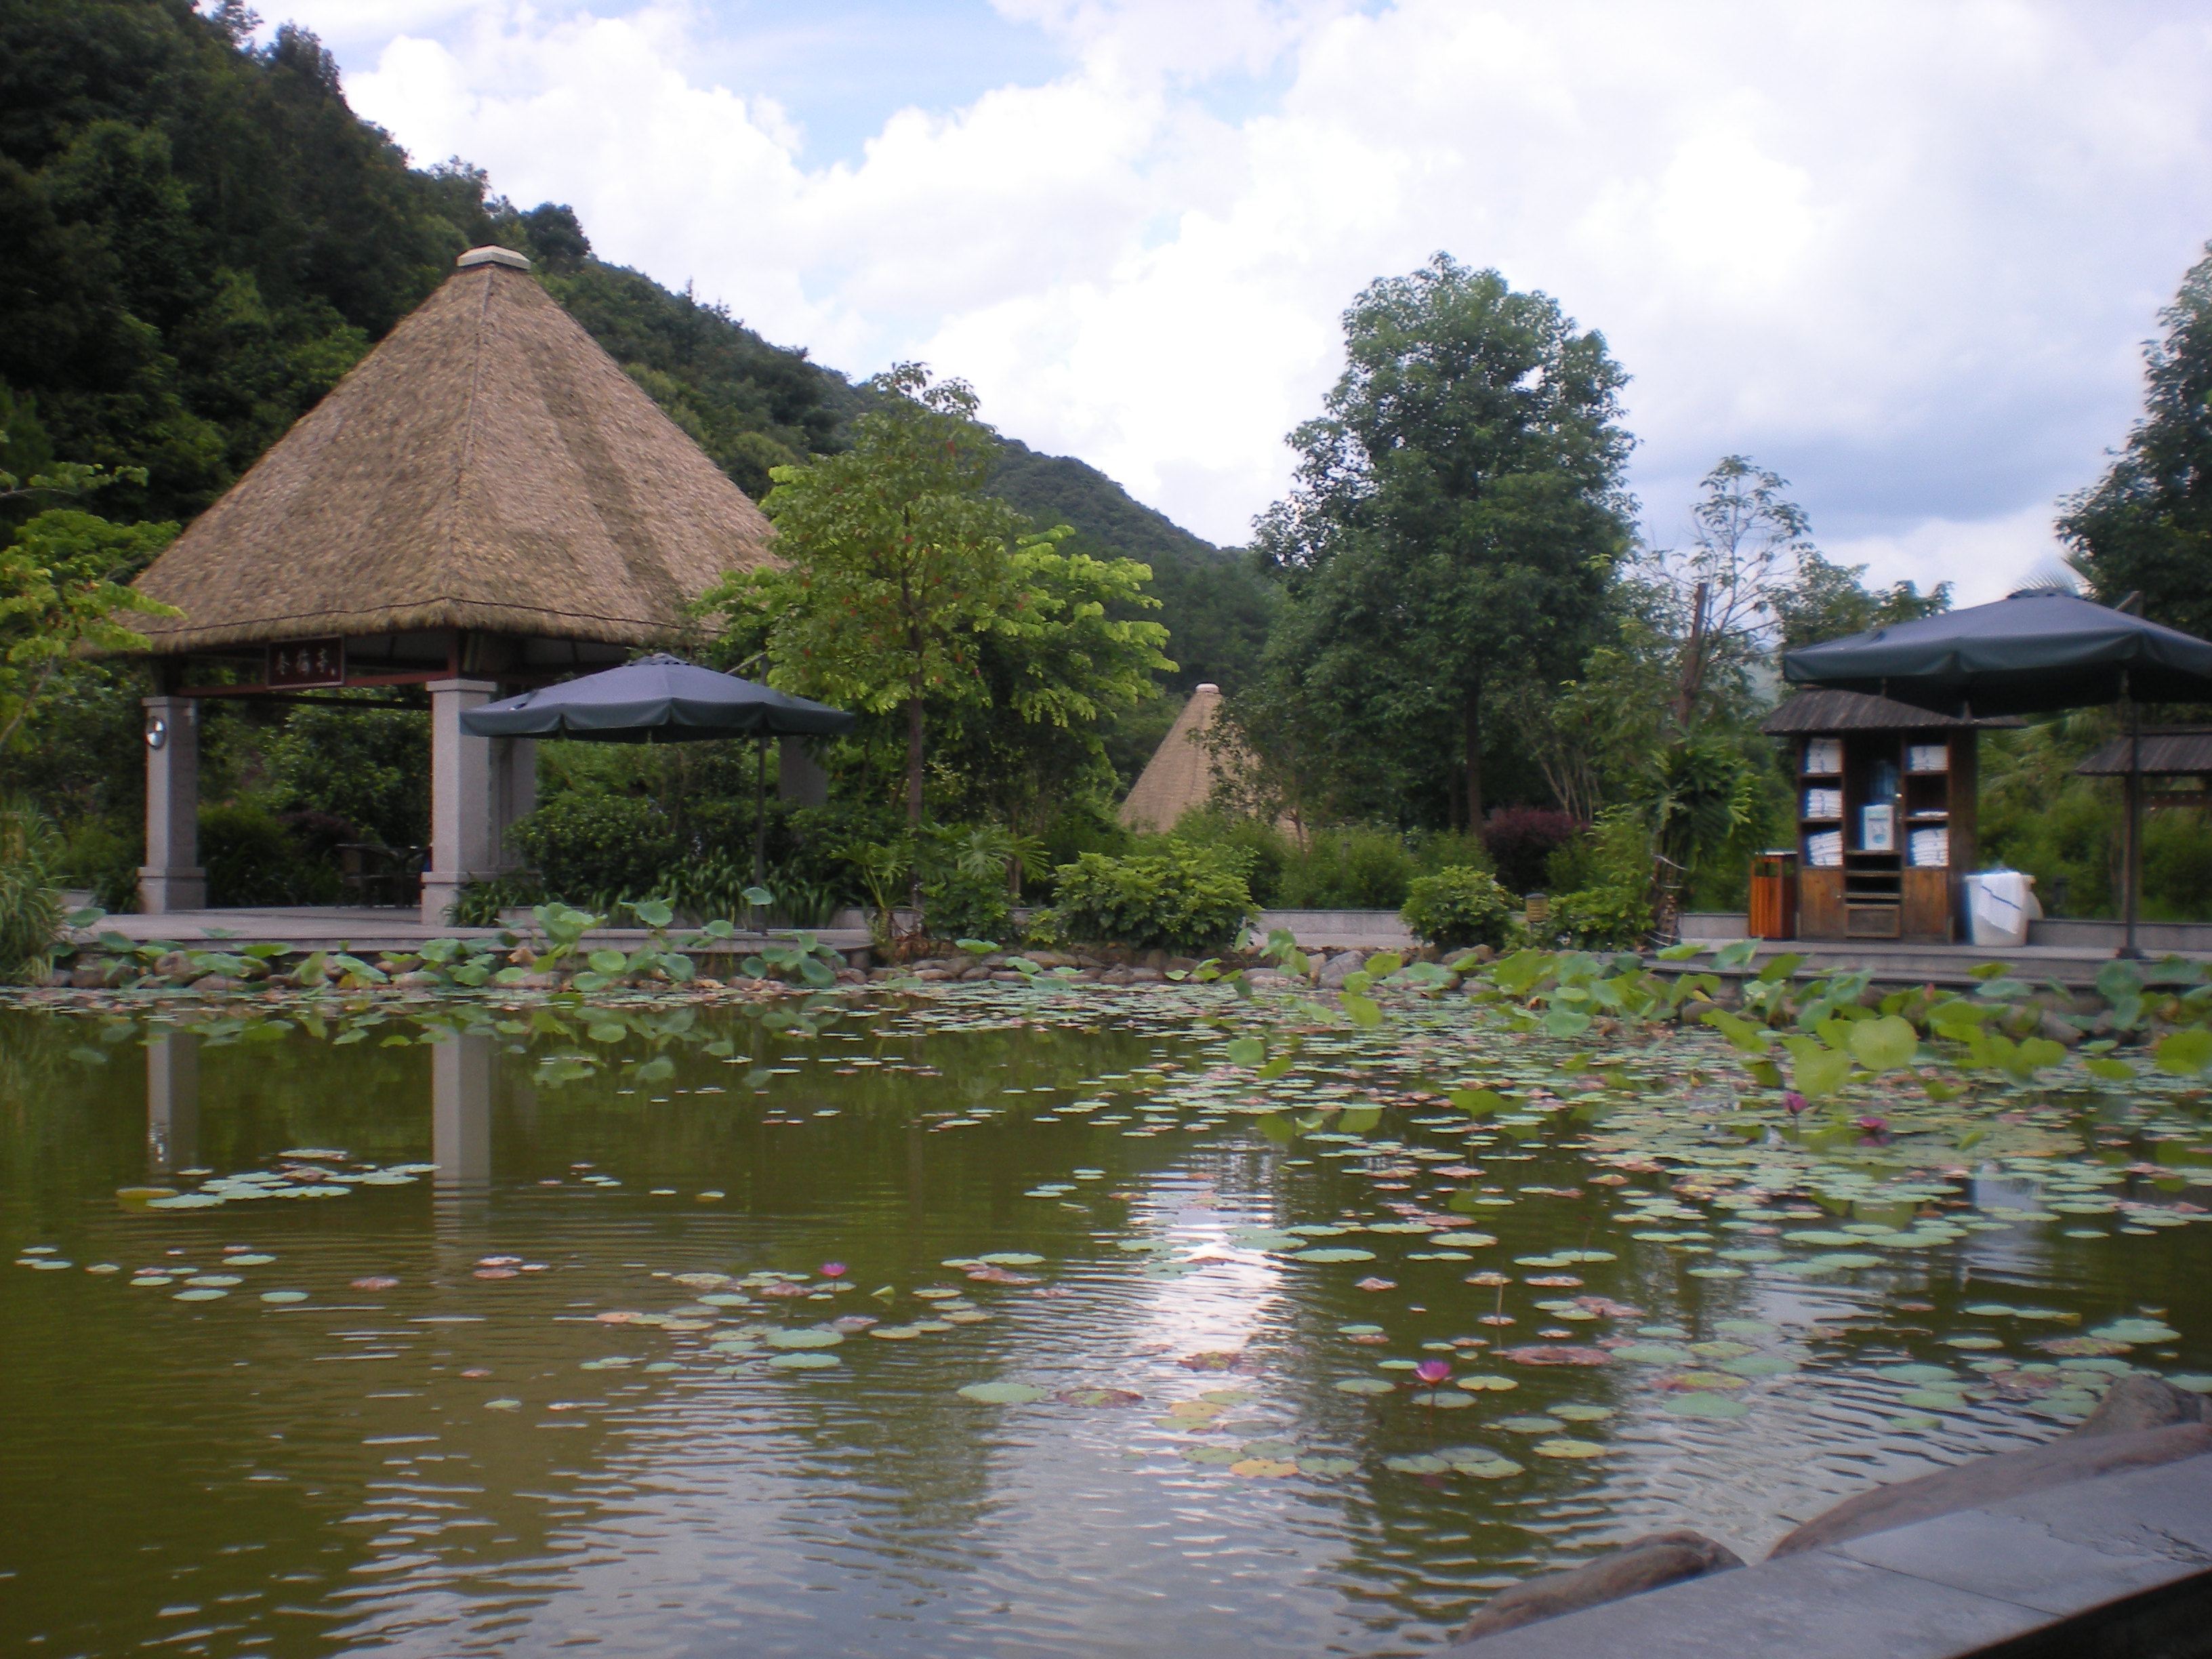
<box><xmin>958</xmin><ymin>1381</ymin><xmax>1049</xmax><ymax>1404</ymax></box>
<box><xmin>2090</xmin><ymin>1319</ymin><xmax>2181</xmax><ymax>1345</ymax></box>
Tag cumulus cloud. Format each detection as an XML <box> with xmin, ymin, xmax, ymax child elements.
<box><xmin>303</xmin><ymin>0</ymin><xmax>2211</xmax><ymax>596</ymax></box>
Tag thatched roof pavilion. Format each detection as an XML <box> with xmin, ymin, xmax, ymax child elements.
<box><xmin>134</xmin><ymin>245</ymin><xmax>773</xmax><ymax>674</ymax></box>
<box><xmin>131</xmin><ymin>247</ymin><xmax>780</xmax><ymax>921</ymax></box>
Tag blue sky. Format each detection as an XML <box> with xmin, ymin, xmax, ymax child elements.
<box><xmin>275</xmin><ymin>1</ymin><xmax>2212</xmax><ymax>599</ymax></box>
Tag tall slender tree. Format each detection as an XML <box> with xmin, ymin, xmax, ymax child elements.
<box><xmin>1254</xmin><ymin>254</ymin><xmax>1635</xmax><ymax>826</ymax></box>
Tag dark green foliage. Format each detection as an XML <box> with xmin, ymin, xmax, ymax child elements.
<box><xmin>262</xmin><ymin>703</ymin><xmax>428</xmax><ymax>847</ymax></box>
<box><xmin>504</xmin><ymin>794</ymin><xmax>675</xmax><ymax>900</ymax></box>
<box><xmin>2060</xmin><ymin>244</ymin><xmax>2212</xmax><ymax>638</ymax></box>
<box><xmin>1030</xmin><ymin>798</ymin><xmax>1134</xmax><ymax>897</ymax></box>
<box><xmin>1480</xmin><ymin>806</ymin><xmax>1580</xmax><ymax>895</ymax></box>
<box><xmin>200</xmin><ymin>800</ymin><xmax>333</xmax><ymax>905</ymax></box>
<box><xmin>987</xmin><ymin>439</ymin><xmax>1275</xmax><ymax>693</ymax></box>
<box><xmin>1050</xmin><ymin>842</ymin><xmax>1255</xmax><ymax>954</ymax></box>
<box><xmin>1276</xmin><ymin>825</ymin><xmax>1417</xmax><ymax>909</ymax></box>
<box><xmin>1166</xmin><ymin>811</ymin><xmax>1293</xmax><ymax>905</ymax></box>
<box><xmin>0</xmin><ymin>804</ymin><xmax>64</xmax><ymax>980</ymax></box>
<box><xmin>1399</xmin><ymin>867</ymin><xmax>1515</xmax><ymax>950</ymax></box>
<box><xmin>920</xmin><ymin>867</ymin><xmax>1010</xmax><ymax>943</ymax></box>
<box><xmin>1168</xmin><ymin>813</ymin><xmax>1491</xmax><ymax>909</ymax></box>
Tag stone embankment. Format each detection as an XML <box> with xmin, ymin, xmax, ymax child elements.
<box><xmin>1442</xmin><ymin>1376</ymin><xmax>2212</xmax><ymax>1657</ymax></box>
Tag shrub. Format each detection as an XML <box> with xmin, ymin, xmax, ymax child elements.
<box><xmin>1546</xmin><ymin>884</ymin><xmax>1654</xmax><ymax>951</ymax></box>
<box><xmin>1410</xmin><ymin>827</ymin><xmax>1492</xmax><ymax>877</ymax></box>
<box><xmin>1279</xmin><ymin>824</ymin><xmax>1416</xmax><ymax>908</ymax></box>
<box><xmin>1170</xmin><ymin>809</ymin><xmax>1292</xmax><ymax>905</ymax></box>
<box><xmin>0</xmin><ymin>805</ymin><xmax>64</xmax><ymax>981</ymax></box>
<box><xmin>264</xmin><ymin>704</ymin><xmax>430</xmax><ymax>846</ymax></box>
<box><xmin>53</xmin><ymin>818</ymin><xmax>139</xmax><ymax>912</ymax></box>
<box><xmin>1481</xmin><ymin>806</ymin><xmax>1582</xmax><ymax>895</ymax></box>
<box><xmin>1050</xmin><ymin>842</ymin><xmax>1256</xmax><ymax>954</ymax></box>
<box><xmin>922</xmin><ymin>867</ymin><xmax>1010</xmax><ymax>942</ymax></box>
<box><xmin>1536</xmin><ymin>808</ymin><xmax>1654</xmax><ymax>949</ymax></box>
<box><xmin>505</xmin><ymin>794</ymin><xmax>675</xmax><ymax>900</ymax></box>
<box><xmin>1399</xmin><ymin>866</ymin><xmax>1517</xmax><ymax>951</ymax></box>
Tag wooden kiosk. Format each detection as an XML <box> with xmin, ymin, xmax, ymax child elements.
<box><xmin>1760</xmin><ymin>691</ymin><xmax>2013</xmax><ymax>943</ymax></box>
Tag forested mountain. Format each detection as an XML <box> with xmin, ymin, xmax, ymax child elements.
<box><xmin>987</xmin><ymin>440</ymin><xmax>1272</xmax><ymax>692</ymax></box>
<box><xmin>0</xmin><ymin>0</ymin><xmax>1252</xmax><ymax>684</ymax></box>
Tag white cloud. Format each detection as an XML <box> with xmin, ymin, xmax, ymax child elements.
<box><xmin>320</xmin><ymin>0</ymin><xmax>2212</xmax><ymax>568</ymax></box>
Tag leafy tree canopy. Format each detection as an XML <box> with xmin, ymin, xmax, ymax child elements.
<box><xmin>1253</xmin><ymin>253</ymin><xmax>1636</xmax><ymax>827</ymax></box>
<box><xmin>700</xmin><ymin>367</ymin><xmax>1170</xmax><ymax>830</ymax></box>
<box><xmin>2058</xmin><ymin>242</ymin><xmax>2212</xmax><ymax>638</ymax></box>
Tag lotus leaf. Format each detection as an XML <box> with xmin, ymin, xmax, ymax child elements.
<box><xmin>958</xmin><ymin>1381</ymin><xmax>1048</xmax><ymax>1404</ymax></box>
<box><xmin>1532</xmin><ymin>1437</ymin><xmax>1609</xmax><ymax>1456</ymax></box>
<box><xmin>766</xmin><ymin>1329</ymin><xmax>842</xmax><ymax>1349</ymax></box>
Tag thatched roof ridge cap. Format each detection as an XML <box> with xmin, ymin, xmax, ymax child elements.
<box><xmin>458</xmin><ymin>245</ymin><xmax>532</xmax><ymax>270</ymax></box>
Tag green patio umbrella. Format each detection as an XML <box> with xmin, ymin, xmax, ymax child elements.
<box><xmin>463</xmin><ymin>654</ymin><xmax>856</xmax><ymax>890</ymax></box>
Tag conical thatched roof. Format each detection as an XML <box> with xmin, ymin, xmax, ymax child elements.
<box><xmin>132</xmin><ymin>248</ymin><xmax>775</xmax><ymax>653</ymax></box>
<box><xmin>1120</xmin><ymin>683</ymin><xmax>1235</xmax><ymax>831</ymax></box>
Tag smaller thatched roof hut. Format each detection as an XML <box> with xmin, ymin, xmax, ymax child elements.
<box><xmin>1121</xmin><ymin>684</ymin><xmax>1237</xmax><ymax>831</ymax></box>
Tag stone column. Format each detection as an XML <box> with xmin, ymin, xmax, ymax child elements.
<box><xmin>139</xmin><ymin>695</ymin><xmax>205</xmax><ymax>914</ymax></box>
<box><xmin>146</xmin><ymin>1029</ymin><xmax>199</xmax><ymax>1173</ymax></box>
<box><xmin>493</xmin><ymin>737</ymin><xmax>536</xmax><ymax>869</ymax></box>
<box><xmin>421</xmin><ymin>678</ymin><xmax>498</xmax><ymax>926</ymax></box>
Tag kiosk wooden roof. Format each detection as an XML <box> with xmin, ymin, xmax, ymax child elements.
<box><xmin>131</xmin><ymin>246</ymin><xmax>775</xmax><ymax>694</ymax></box>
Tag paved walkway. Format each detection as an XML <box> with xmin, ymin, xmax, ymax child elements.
<box><xmin>93</xmin><ymin>907</ymin><xmax>871</xmax><ymax>956</ymax></box>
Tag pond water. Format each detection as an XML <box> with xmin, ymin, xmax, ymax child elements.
<box><xmin>2</xmin><ymin>986</ymin><xmax>2209</xmax><ymax>1658</ymax></box>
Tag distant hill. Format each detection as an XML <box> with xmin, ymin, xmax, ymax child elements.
<box><xmin>985</xmin><ymin>439</ymin><xmax>1273</xmax><ymax>693</ymax></box>
<box><xmin>0</xmin><ymin>0</ymin><xmax>1269</xmax><ymax>693</ymax></box>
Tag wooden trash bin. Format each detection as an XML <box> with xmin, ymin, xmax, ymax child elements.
<box><xmin>1748</xmin><ymin>850</ymin><xmax>1798</xmax><ymax>940</ymax></box>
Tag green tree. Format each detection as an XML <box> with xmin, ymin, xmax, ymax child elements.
<box><xmin>0</xmin><ymin>440</ymin><xmax>177</xmax><ymax>758</ymax></box>
<box><xmin>2059</xmin><ymin>243</ymin><xmax>2212</xmax><ymax>637</ymax></box>
<box><xmin>703</xmin><ymin>366</ymin><xmax>1107</xmax><ymax>829</ymax></box>
<box><xmin>930</xmin><ymin>529</ymin><xmax>1172</xmax><ymax>842</ymax></box>
<box><xmin>1771</xmin><ymin>548</ymin><xmax>1950</xmax><ymax>649</ymax></box>
<box><xmin>1254</xmin><ymin>253</ymin><xmax>1635</xmax><ymax>827</ymax></box>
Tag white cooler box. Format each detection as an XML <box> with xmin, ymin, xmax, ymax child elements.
<box><xmin>1964</xmin><ymin>869</ymin><xmax>2041</xmax><ymax>948</ymax></box>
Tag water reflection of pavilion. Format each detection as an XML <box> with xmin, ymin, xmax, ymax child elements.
<box><xmin>146</xmin><ymin>1030</ymin><xmax>498</xmax><ymax>1204</ymax></box>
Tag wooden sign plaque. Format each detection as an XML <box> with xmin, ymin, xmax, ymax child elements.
<box><xmin>268</xmin><ymin>638</ymin><xmax>345</xmax><ymax>689</ymax></box>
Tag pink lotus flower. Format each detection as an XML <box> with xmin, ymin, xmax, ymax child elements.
<box><xmin>1784</xmin><ymin>1092</ymin><xmax>1809</xmax><ymax>1117</ymax></box>
<box><xmin>819</xmin><ymin>1262</ymin><xmax>848</xmax><ymax>1278</ymax></box>
<box><xmin>1414</xmin><ymin>1359</ymin><xmax>1452</xmax><ymax>1385</ymax></box>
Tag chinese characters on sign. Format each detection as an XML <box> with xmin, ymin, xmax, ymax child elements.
<box><xmin>268</xmin><ymin>638</ymin><xmax>345</xmax><ymax>689</ymax></box>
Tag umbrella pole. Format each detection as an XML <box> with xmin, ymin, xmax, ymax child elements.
<box><xmin>753</xmin><ymin>736</ymin><xmax>768</xmax><ymax>926</ymax></box>
<box><xmin>2120</xmin><ymin>689</ymin><xmax>2144</xmax><ymax>960</ymax></box>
